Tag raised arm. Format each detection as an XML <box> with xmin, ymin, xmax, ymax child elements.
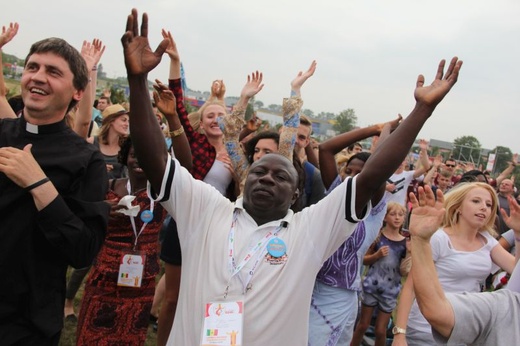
<box><xmin>153</xmin><ymin>80</ymin><xmax>192</xmax><ymax>171</ymax></box>
<box><xmin>122</xmin><ymin>9</ymin><xmax>169</xmax><ymax>192</ymax></box>
<box><xmin>423</xmin><ymin>155</ymin><xmax>442</xmax><ymax>185</ymax></box>
<box><xmin>413</xmin><ymin>139</ymin><xmax>431</xmax><ymax>178</ymax></box>
<box><xmin>495</xmin><ymin>154</ymin><xmax>517</xmax><ymax>187</ymax></box>
<box><xmin>0</xmin><ymin>22</ymin><xmax>19</xmax><ymax>119</ymax></box>
<box><xmin>409</xmin><ymin>186</ymin><xmax>454</xmax><ymax>338</ymax></box>
<box><xmin>278</xmin><ymin>61</ymin><xmax>316</xmax><ymax>162</ymax></box>
<box><xmin>234</xmin><ymin>71</ymin><xmax>264</xmax><ymax>111</ymax></box>
<box><xmin>219</xmin><ymin>72</ymin><xmax>264</xmax><ymax>183</ymax></box>
<box><xmin>355</xmin><ymin>57</ymin><xmax>463</xmax><ymax>217</ymax></box>
<box><xmin>162</xmin><ymin>28</ymin><xmax>217</xmax><ymax>181</ymax></box>
<box><xmin>318</xmin><ymin>115</ymin><xmax>401</xmax><ymax>190</ymax></box>
<box><xmin>499</xmin><ymin>195</ymin><xmax>520</xmax><ymax>266</ymax></box>
<box><xmin>75</xmin><ymin>39</ymin><xmax>105</xmax><ymax>138</ymax></box>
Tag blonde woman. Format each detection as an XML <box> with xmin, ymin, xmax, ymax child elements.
<box><xmin>392</xmin><ymin>182</ymin><xmax>516</xmax><ymax>346</ymax></box>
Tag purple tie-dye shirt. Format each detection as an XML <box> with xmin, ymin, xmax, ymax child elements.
<box><xmin>316</xmin><ymin>175</ymin><xmax>387</xmax><ymax>290</ymax></box>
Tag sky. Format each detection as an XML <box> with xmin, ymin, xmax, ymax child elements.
<box><xmin>3</xmin><ymin>0</ymin><xmax>520</xmax><ymax>152</ymax></box>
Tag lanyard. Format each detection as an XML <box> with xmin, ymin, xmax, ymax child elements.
<box><xmin>126</xmin><ymin>180</ymin><xmax>155</xmax><ymax>250</ymax></box>
<box><xmin>225</xmin><ymin>210</ymin><xmax>286</xmax><ymax>297</ymax></box>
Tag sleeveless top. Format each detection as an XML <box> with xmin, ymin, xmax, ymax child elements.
<box><xmin>93</xmin><ymin>136</ymin><xmax>126</xmax><ymax>180</ymax></box>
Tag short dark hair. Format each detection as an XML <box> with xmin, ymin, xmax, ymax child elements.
<box><xmin>25</xmin><ymin>38</ymin><xmax>89</xmax><ymax>111</ymax></box>
<box><xmin>458</xmin><ymin>170</ymin><xmax>488</xmax><ymax>184</ymax></box>
<box><xmin>347</xmin><ymin>142</ymin><xmax>362</xmax><ymax>152</ymax></box>
<box><xmin>347</xmin><ymin>151</ymin><xmax>371</xmax><ymax>166</ymax></box>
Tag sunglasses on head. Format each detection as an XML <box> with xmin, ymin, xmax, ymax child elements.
<box><xmin>400</xmin><ymin>229</ymin><xmax>411</xmax><ymax>239</ymax></box>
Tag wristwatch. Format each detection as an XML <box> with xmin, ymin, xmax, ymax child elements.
<box><xmin>392</xmin><ymin>326</ymin><xmax>406</xmax><ymax>335</ymax></box>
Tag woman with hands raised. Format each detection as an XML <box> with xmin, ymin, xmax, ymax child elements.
<box><xmin>393</xmin><ymin>181</ymin><xmax>517</xmax><ymax>346</ymax></box>
<box><xmin>408</xmin><ymin>186</ymin><xmax>520</xmax><ymax>345</ymax></box>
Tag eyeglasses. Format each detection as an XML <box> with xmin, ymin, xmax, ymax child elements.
<box><xmin>445</xmin><ymin>164</ymin><xmax>456</xmax><ymax>168</ymax></box>
<box><xmin>400</xmin><ymin>229</ymin><xmax>411</xmax><ymax>239</ymax></box>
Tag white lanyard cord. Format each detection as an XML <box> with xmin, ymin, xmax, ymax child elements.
<box><xmin>126</xmin><ymin>180</ymin><xmax>155</xmax><ymax>250</ymax></box>
<box><xmin>226</xmin><ymin>211</ymin><xmax>287</xmax><ymax>297</ymax></box>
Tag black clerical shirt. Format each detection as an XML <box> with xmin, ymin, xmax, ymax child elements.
<box><xmin>0</xmin><ymin>116</ymin><xmax>109</xmax><ymax>341</ymax></box>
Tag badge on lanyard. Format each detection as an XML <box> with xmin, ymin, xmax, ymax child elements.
<box><xmin>266</xmin><ymin>237</ymin><xmax>287</xmax><ymax>258</ymax></box>
<box><xmin>201</xmin><ymin>300</ymin><xmax>243</xmax><ymax>346</ymax></box>
<box><xmin>140</xmin><ymin>210</ymin><xmax>154</xmax><ymax>223</ymax></box>
<box><xmin>117</xmin><ymin>253</ymin><xmax>146</xmax><ymax>288</ymax></box>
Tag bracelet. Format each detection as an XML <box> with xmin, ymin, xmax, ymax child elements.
<box><xmin>92</xmin><ymin>65</ymin><xmax>98</xmax><ymax>71</ymax></box>
<box><xmin>169</xmin><ymin>127</ymin><xmax>185</xmax><ymax>138</ymax></box>
<box><xmin>25</xmin><ymin>177</ymin><xmax>50</xmax><ymax>192</ymax></box>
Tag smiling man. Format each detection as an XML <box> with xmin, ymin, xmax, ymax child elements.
<box><xmin>122</xmin><ymin>9</ymin><xmax>462</xmax><ymax>345</ymax></box>
<box><xmin>0</xmin><ymin>37</ymin><xmax>109</xmax><ymax>345</ymax></box>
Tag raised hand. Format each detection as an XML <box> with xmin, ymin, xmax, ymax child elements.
<box><xmin>388</xmin><ymin>114</ymin><xmax>403</xmax><ymax>131</ymax></box>
<box><xmin>0</xmin><ymin>22</ymin><xmax>19</xmax><ymax>49</ymax></box>
<box><xmin>240</xmin><ymin>71</ymin><xmax>264</xmax><ymax>99</ymax></box>
<box><xmin>409</xmin><ymin>186</ymin><xmax>445</xmax><ymax>241</ymax></box>
<box><xmin>414</xmin><ymin>57</ymin><xmax>463</xmax><ymax>109</ymax></box>
<box><xmin>161</xmin><ymin>29</ymin><xmax>179</xmax><ymax>62</ymax></box>
<box><xmin>153</xmin><ymin>79</ymin><xmax>177</xmax><ymax>117</ymax></box>
<box><xmin>430</xmin><ymin>155</ymin><xmax>442</xmax><ymax>169</ymax></box>
<box><xmin>211</xmin><ymin>80</ymin><xmax>226</xmax><ymax>101</ymax></box>
<box><xmin>501</xmin><ymin>195</ymin><xmax>520</xmax><ymax>233</ymax></box>
<box><xmin>419</xmin><ymin>139</ymin><xmax>429</xmax><ymax>151</ymax></box>
<box><xmin>291</xmin><ymin>60</ymin><xmax>317</xmax><ymax>95</ymax></box>
<box><xmin>377</xmin><ymin>114</ymin><xmax>402</xmax><ymax>133</ymax></box>
<box><xmin>121</xmin><ymin>8</ymin><xmax>169</xmax><ymax>76</ymax></box>
<box><xmin>246</xmin><ymin>113</ymin><xmax>263</xmax><ymax>132</ymax></box>
<box><xmin>81</xmin><ymin>39</ymin><xmax>106</xmax><ymax>71</ymax></box>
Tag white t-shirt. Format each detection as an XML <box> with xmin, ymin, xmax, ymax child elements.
<box><xmin>385</xmin><ymin>170</ymin><xmax>418</xmax><ymax>206</ymax></box>
<box><xmin>203</xmin><ymin>159</ymin><xmax>232</xmax><ymax>195</ymax></box>
<box><xmin>408</xmin><ymin>228</ymin><xmax>499</xmax><ymax>333</ymax></box>
<box><xmin>154</xmin><ymin>157</ymin><xmax>370</xmax><ymax>345</ymax></box>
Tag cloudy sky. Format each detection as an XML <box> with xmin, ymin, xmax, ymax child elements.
<box><xmin>4</xmin><ymin>0</ymin><xmax>519</xmax><ymax>152</ymax></box>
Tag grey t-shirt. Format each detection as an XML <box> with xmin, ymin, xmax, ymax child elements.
<box><xmin>433</xmin><ymin>290</ymin><xmax>520</xmax><ymax>345</ymax></box>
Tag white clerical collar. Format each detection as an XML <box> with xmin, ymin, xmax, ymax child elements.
<box><xmin>26</xmin><ymin>122</ymin><xmax>39</xmax><ymax>134</ymax></box>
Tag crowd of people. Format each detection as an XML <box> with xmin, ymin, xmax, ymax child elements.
<box><xmin>1</xmin><ymin>8</ymin><xmax>519</xmax><ymax>346</ymax></box>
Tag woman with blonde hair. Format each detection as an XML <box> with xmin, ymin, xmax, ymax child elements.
<box><xmin>393</xmin><ymin>182</ymin><xmax>516</xmax><ymax>346</ymax></box>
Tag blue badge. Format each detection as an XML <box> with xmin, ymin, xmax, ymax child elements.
<box><xmin>266</xmin><ymin>237</ymin><xmax>287</xmax><ymax>258</ymax></box>
<box><xmin>140</xmin><ymin>210</ymin><xmax>154</xmax><ymax>223</ymax></box>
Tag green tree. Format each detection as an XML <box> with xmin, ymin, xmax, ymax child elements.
<box><xmin>302</xmin><ymin>109</ymin><xmax>314</xmax><ymax>118</ymax></box>
<box><xmin>490</xmin><ymin>146</ymin><xmax>513</xmax><ymax>174</ymax></box>
<box><xmin>268</xmin><ymin>104</ymin><xmax>281</xmax><ymax>112</ymax></box>
<box><xmin>332</xmin><ymin>108</ymin><xmax>358</xmax><ymax>134</ymax></box>
<box><xmin>109</xmin><ymin>85</ymin><xmax>127</xmax><ymax>105</ymax></box>
<box><xmin>452</xmin><ymin>135</ymin><xmax>482</xmax><ymax>164</ymax></box>
<box><xmin>245</xmin><ymin>103</ymin><xmax>255</xmax><ymax>120</ymax></box>
<box><xmin>254</xmin><ymin>100</ymin><xmax>264</xmax><ymax>110</ymax></box>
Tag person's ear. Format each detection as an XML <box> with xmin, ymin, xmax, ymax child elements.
<box><xmin>291</xmin><ymin>188</ymin><xmax>300</xmax><ymax>204</ymax></box>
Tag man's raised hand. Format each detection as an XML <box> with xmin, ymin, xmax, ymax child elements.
<box><xmin>121</xmin><ymin>8</ymin><xmax>169</xmax><ymax>76</ymax></box>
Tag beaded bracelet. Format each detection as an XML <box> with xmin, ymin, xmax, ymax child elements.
<box><xmin>169</xmin><ymin>127</ymin><xmax>185</xmax><ymax>138</ymax></box>
<box><xmin>25</xmin><ymin>177</ymin><xmax>50</xmax><ymax>192</ymax></box>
